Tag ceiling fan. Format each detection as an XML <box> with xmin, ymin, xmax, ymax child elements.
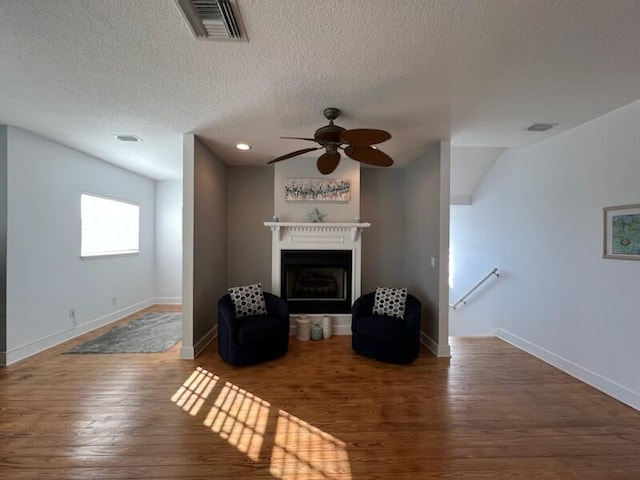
<box><xmin>268</xmin><ymin>107</ymin><xmax>394</xmax><ymax>174</ymax></box>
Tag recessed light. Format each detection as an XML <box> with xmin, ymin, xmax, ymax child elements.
<box><xmin>115</xmin><ymin>134</ymin><xmax>141</xmax><ymax>142</ymax></box>
<box><xmin>236</xmin><ymin>143</ymin><xmax>251</xmax><ymax>150</ymax></box>
<box><xmin>526</xmin><ymin>123</ymin><xmax>558</xmax><ymax>132</ymax></box>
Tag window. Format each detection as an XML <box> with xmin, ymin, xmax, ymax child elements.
<box><xmin>81</xmin><ymin>193</ymin><xmax>139</xmax><ymax>257</ymax></box>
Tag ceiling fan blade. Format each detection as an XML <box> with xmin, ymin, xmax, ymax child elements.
<box><xmin>268</xmin><ymin>147</ymin><xmax>322</xmax><ymax>164</ymax></box>
<box><xmin>280</xmin><ymin>136</ymin><xmax>318</xmax><ymax>142</ymax></box>
<box><xmin>344</xmin><ymin>146</ymin><xmax>394</xmax><ymax>167</ymax></box>
<box><xmin>341</xmin><ymin>128</ymin><xmax>391</xmax><ymax>146</ymax></box>
<box><xmin>317</xmin><ymin>152</ymin><xmax>341</xmax><ymax>174</ymax></box>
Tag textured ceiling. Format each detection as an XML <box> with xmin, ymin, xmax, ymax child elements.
<box><xmin>1</xmin><ymin>0</ymin><xmax>640</xmax><ymax>180</ymax></box>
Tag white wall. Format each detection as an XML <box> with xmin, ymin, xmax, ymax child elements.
<box><xmin>5</xmin><ymin>127</ymin><xmax>156</xmax><ymax>364</ymax></box>
<box><xmin>450</xmin><ymin>146</ymin><xmax>503</xmax><ymax>205</ymax></box>
<box><xmin>274</xmin><ymin>157</ymin><xmax>360</xmax><ymax>222</ymax></box>
<box><xmin>155</xmin><ymin>180</ymin><xmax>182</xmax><ymax>303</ymax></box>
<box><xmin>450</xmin><ymin>100</ymin><xmax>640</xmax><ymax>410</ymax></box>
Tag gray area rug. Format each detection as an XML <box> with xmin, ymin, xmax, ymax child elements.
<box><xmin>66</xmin><ymin>312</ymin><xmax>182</xmax><ymax>354</ymax></box>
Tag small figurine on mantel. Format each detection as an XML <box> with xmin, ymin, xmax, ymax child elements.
<box><xmin>307</xmin><ymin>207</ymin><xmax>326</xmax><ymax>223</ymax></box>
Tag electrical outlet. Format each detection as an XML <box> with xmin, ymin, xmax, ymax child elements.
<box><xmin>112</xmin><ymin>297</ymin><xmax>117</xmax><ymax>306</ymax></box>
<box><xmin>430</xmin><ymin>257</ymin><xmax>436</xmax><ymax>268</ymax></box>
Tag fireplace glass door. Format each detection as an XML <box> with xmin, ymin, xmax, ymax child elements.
<box><xmin>281</xmin><ymin>250</ymin><xmax>352</xmax><ymax>313</ymax></box>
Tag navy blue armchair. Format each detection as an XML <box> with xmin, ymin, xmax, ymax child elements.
<box><xmin>218</xmin><ymin>292</ymin><xmax>290</xmax><ymax>366</ymax></box>
<box><xmin>351</xmin><ymin>291</ymin><xmax>421</xmax><ymax>363</ymax></box>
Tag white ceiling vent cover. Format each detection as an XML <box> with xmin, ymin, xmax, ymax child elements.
<box><xmin>175</xmin><ymin>0</ymin><xmax>246</xmax><ymax>41</ymax></box>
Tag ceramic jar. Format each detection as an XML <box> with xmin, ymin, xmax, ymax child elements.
<box><xmin>310</xmin><ymin>323</ymin><xmax>323</xmax><ymax>341</ymax></box>
<box><xmin>296</xmin><ymin>316</ymin><xmax>311</xmax><ymax>341</ymax></box>
<box><xmin>322</xmin><ymin>315</ymin><xmax>332</xmax><ymax>339</ymax></box>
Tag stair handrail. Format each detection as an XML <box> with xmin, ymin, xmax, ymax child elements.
<box><xmin>449</xmin><ymin>267</ymin><xmax>499</xmax><ymax>310</ymax></box>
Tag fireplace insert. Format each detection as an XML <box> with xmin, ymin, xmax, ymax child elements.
<box><xmin>281</xmin><ymin>250</ymin><xmax>352</xmax><ymax>313</ymax></box>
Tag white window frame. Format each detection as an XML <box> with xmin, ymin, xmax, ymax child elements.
<box><xmin>80</xmin><ymin>192</ymin><xmax>140</xmax><ymax>259</ymax></box>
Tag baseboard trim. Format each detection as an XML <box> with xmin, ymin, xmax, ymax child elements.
<box><xmin>332</xmin><ymin>324</ymin><xmax>352</xmax><ymax>336</ymax></box>
<box><xmin>154</xmin><ymin>297</ymin><xmax>182</xmax><ymax>305</ymax></box>
<box><xmin>180</xmin><ymin>324</ymin><xmax>218</xmax><ymax>360</ymax></box>
<box><xmin>420</xmin><ymin>332</ymin><xmax>437</xmax><ymax>355</ymax></box>
<box><xmin>497</xmin><ymin>328</ymin><xmax>640</xmax><ymax>412</ymax></box>
<box><xmin>438</xmin><ymin>342</ymin><xmax>451</xmax><ymax>357</ymax></box>
<box><xmin>180</xmin><ymin>345</ymin><xmax>194</xmax><ymax>359</ymax></box>
<box><xmin>420</xmin><ymin>332</ymin><xmax>451</xmax><ymax>357</ymax></box>
<box><xmin>195</xmin><ymin>325</ymin><xmax>217</xmax><ymax>357</ymax></box>
<box><xmin>288</xmin><ymin>314</ymin><xmax>352</xmax><ymax>336</ymax></box>
<box><xmin>450</xmin><ymin>195</ymin><xmax>472</xmax><ymax>205</ymax></box>
<box><xmin>3</xmin><ymin>298</ymin><xmax>155</xmax><ymax>366</ymax></box>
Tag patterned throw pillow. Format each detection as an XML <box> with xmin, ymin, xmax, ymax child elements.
<box><xmin>228</xmin><ymin>283</ymin><xmax>267</xmax><ymax>318</ymax></box>
<box><xmin>372</xmin><ymin>287</ymin><xmax>408</xmax><ymax>319</ymax></box>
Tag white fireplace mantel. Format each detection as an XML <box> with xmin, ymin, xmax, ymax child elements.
<box><xmin>264</xmin><ymin>221</ymin><xmax>370</xmax><ymax>334</ymax></box>
<box><xmin>263</xmin><ymin>222</ymin><xmax>370</xmax><ymax>243</ymax></box>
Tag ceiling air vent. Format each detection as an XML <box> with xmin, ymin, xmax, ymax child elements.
<box><xmin>175</xmin><ymin>0</ymin><xmax>246</xmax><ymax>41</ymax></box>
<box><xmin>527</xmin><ymin>123</ymin><xmax>558</xmax><ymax>132</ymax></box>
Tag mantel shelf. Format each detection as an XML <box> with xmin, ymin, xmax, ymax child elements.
<box><xmin>263</xmin><ymin>222</ymin><xmax>371</xmax><ymax>242</ymax></box>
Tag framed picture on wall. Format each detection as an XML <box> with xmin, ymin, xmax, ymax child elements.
<box><xmin>284</xmin><ymin>178</ymin><xmax>351</xmax><ymax>202</ymax></box>
<box><xmin>603</xmin><ymin>204</ymin><xmax>640</xmax><ymax>260</ymax></box>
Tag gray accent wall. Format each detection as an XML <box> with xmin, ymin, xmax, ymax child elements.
<box><xmin>361</xmin><ymin>149</ymin><xmax>450</xmax><ymax>356</ymax></box>
<box><xmin>360</xmin><ymin>168</ymin><xmax>405</xmax><ymax>293</ymax></box>
<box><xmin>274</xmin><ymin>158</ymin><xmax>359</xmax><ymax>222</ymax></box>
<box><xmin>404</xmin><ymin>143</ymin><xmax>450</xmax><ymax>355</ymax></box>
<box><xmin>0</xmin><ymin>126</ymin><xmax>6</xmax><ymax>355</ymax></box>
<box><xmin>227</xmin><ymin>166</ymin><xmax>273</xmax><ymax>289</ymax></box>
<box><xmin>192</xmin><ymin>137</ymin><xmax>228</xmax><ymax>347</ymax></box>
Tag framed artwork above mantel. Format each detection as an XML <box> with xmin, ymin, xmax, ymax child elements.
<box><xmin>284</xmin><ymin>178</ymin><xmax>351</xmax><ymax>202</ymax></box>
<box><xmin>603</xmin><ymin>203</ymin><xmax>640</xmax><ymax>260</ymax></box>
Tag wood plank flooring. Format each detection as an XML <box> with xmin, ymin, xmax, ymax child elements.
<box><xmin>1</xmin><ymin>306</ymin><xmax>639</xmax><ymax>479</ymax></box>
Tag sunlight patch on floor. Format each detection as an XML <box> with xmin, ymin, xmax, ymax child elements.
<box><xmin>270</xmin><ymin>410</ymin><xmax>351</xmax><ymax>480</ymax></box>
<box><xmin>171</xmin><ymin>366</ymin><xmax>218</xmax><ymax>416</ymax></box>
<box><xmin>204</xmin><ymin>381</ymin><xmax>270</xmax><ymax>461</ymax></box>
<box><xmin>172</xmin><ymin>368</ymin><xmax>351</xmax><ymax>477</ymax></box>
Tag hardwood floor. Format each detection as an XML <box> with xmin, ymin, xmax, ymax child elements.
<box><xmin>1</xmin><ymin>306</ymin><xmax>639</xmax><ymax>479</ymax></box>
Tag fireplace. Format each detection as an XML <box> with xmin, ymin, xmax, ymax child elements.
<box><xmin>264</xmin><ymin>221</ymin><xmax>370</xmax><ymax>333</ymax></box>
<box><xmin>281</xmin><ymin>250</ymin><xmax>352</xmax><ymax>314</ymax></box>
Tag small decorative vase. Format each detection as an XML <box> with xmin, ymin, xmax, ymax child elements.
<box><xmin>322</xmin><ymin>315</ymin><xmax>332</xmax><ymax>339</ymax></box>
<box><xmin>310</xmin><ymin>323</ymin><xmax>323</xmax><ymax>341</ymax></box>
